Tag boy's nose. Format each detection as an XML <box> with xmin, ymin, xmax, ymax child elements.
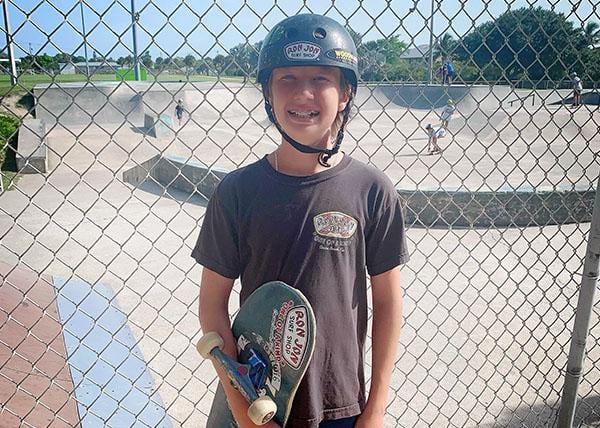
<box><xmin>294</xmin><ymin>80</ymin><xmax>315</xmax><ymax>98</ymax></box>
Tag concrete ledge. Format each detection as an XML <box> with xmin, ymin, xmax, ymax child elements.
<box><xmin>16</xmin><ymin>119</ymin><xmax>48</xmax><ymax>174</ymax></box>
<box><xmin>400</xmin><ymin>189</ymin><xmax>594</xmax><ymax>228</ymax></box>
<box><xmin>123</xmin><ymin>156</ymin><xmax>594</xmax><ymax>228</ymax></box>
<box><xmin>123</xmin><ymin>155</ymin><xmax>229</xmax><ymax>200</ymax></box>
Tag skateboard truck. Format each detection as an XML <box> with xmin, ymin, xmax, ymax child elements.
<box><xmin>197</xmin><ymin>332</ymin><xmax>278</xmax><ymax>425</ymax></box>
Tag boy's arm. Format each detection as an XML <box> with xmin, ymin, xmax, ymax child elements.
<box><xmin>357</xmin><ymin>266</ymin><xmax>403</xmax><ymax>428</ymax></box>
<box><xmin>199</xmin><ymin>268</ymin><xmax>280</xmax><ymax>428</ymax></box>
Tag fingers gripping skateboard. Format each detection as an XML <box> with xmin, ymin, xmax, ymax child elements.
<box><xmin>197</xmin><ymin>332</ymin><xmax>277</xmax><ymax>425</ymax></box>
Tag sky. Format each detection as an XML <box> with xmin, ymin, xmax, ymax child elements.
<box><xmin>1</xmin><ymin>0</ymin><xmax>598</xmax><ymax>60</ymax></box>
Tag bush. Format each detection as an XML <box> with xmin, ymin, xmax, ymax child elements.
<box><xmin>0</xmin><ymin>114</ymin><xmax>20</xmax><ymax>190</ymax></box>
<box><xmin>0</xmin><ymin>114</ymin><xmax>19</xmax><ymax>156</ymax></box>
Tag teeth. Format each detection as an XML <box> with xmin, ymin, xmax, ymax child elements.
<box><xmin>289</xmin><ymin>110</ymin><xmax>318</xmax><ymax>117</ymax></box>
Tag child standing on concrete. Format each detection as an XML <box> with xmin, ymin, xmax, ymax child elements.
<box><xmin>175</xmin><ymin>99</ymin><xmax>184</xmax><ymax>126</ymax></box>
<box><xmin>571</xmin><ymin>72</ymin><xmax>583</xmax><ymax>107</ymax></box>
<box><xmin>194</xmin><ymin>13</ymin><xmax>409</xmax><ymax>428</ymax></box>
<box><xmin>440</xmin><ymin>99</ymin><xmax>455</xmax><ymax>130</ymax></box>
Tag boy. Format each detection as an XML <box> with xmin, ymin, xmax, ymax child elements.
<box><xmin>440</xmin><ymin>99</ymin><xmax>455</xmax><ymax>130</ymax></box>
<box><xmin>193</xmin><ymin>14</ymin><xmax>409</xmax><ymax>428</ymax></box>
<box><xmin>425</xmin><ymin>123</ymin><xmax>446</xmax><ymax>154</ymax></box>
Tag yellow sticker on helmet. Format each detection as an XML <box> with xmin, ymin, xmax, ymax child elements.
<box><xmin>325</xmin><ymin>49</ymin><xmax>357</xmax><ymax>66</ymax></box>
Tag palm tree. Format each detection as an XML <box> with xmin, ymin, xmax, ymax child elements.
<box><xmin>583</xmin><ymin>21</ymin><xmax>600</xmax><ymax>49</ymax></box>
<box><xmin>434</xmin><ymin>33</ymin><xmax>457</xmax><ymax>60</ymax></box>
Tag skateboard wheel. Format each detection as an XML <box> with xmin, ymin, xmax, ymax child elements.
<box><xmin>196</xmin><ymin>332</ymin><xmax>224</xmax><ymax>358</ymax></box>
<box><xmin>248</xmin><ymin>396</ymin><xmax>277</xmax><ymax>425</ymax></box>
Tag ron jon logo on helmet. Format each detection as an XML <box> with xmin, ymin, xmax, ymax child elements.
<box><xmin>285</xmin><ymin>42</ymin><xmax>321</xmax><ymax>61</ymax></box>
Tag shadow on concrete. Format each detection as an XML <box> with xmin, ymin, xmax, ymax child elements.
<box><xmin>550</xmin><ymin>90</ymin><xmax>600</xmax><ymax>107</ymax></box>
<box><xmin>477</xmin><ymin>395</ymin><xmax>600</xmax><ymax>428</ymax></box>
<box><xmin>130</xmin><ymin>125</ymin><xmax>149</xmax><ymax>135</ymax></box>
<box><xmin>17</xmin><ymin>92</ymin><xmax>35</xmax><ymax>116</ymax></box>
<box><xmin>133</xmin><ymin>179</ymin><xmax>209</xmax><ymax>207</ymax></box>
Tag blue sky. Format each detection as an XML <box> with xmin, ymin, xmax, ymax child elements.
<box><xmin>2</xmin><ymin>0</ymin><xmax>597</xmax><ymax>60</ymax></box>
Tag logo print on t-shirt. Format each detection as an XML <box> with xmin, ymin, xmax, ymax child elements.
<box><xmin>313</xmin><ymin>211</ymin><xmax>358</xmax><ymax>252</ymax></box>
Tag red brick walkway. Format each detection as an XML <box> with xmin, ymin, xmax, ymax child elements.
<box><xmin>0</xmin><ymin>261</ymin><xmax>79</xmax><ymax>427</ymax></box>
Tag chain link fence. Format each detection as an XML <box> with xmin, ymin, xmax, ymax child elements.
<box><xmin>1</xmin><ymin>1</ymin><xmax>600</xmax><ymax>427</ymax></box>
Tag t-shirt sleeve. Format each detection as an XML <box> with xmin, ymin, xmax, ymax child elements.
<box><xmin>191</xmin><ymin>187</ymin><xmax>241</xmax><ymax>279</ymax></box>
<box><xmin>366</xmin><ymin>192</ymin><xmax>410</xmax><ymax>276</ymax></box>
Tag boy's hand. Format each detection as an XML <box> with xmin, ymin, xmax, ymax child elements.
<box><xmin>355</xmin><ymin>407</ymin><xmax>384</xmax><ymax>428</ymax></box>
<box><xmin>236</xmin><ymin>420</ymin><xmax>280</xmax><ymax>428</ymax></box>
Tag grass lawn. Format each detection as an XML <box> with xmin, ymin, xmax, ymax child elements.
<box><xmin>0</xmin><ymin>73</ymin><xmax>245</xmax><ymax>96</ymax></box>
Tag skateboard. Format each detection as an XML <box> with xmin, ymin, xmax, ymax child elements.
<box><xmin>197</xmin><ymin>281</ymin><xmax>316</xmax><ymax>426</ymax></box>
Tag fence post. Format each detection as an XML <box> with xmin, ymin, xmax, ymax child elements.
<box><xmin>558</xmin><ymin>175</ymin><xmax>600</xmax><ymax>427</ymax></box>
<box><xmin>2</xmin><ymin>0</ymin><xmax>18</xmax><ymax>86</ymax></box>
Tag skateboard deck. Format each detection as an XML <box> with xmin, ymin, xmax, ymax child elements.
<box><xmin>199</xmin><ymin>281</ymin><xmax>316</xmax><ymax>427</ymax></box>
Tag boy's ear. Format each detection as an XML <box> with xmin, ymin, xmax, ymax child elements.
<box><xmin>338</xmin><ymin>88</ymin><xmax>351</xmax><ymax>111</ymax></box>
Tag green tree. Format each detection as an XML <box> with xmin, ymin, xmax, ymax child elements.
<box><xmin>227</xmin><ymin>42</ymin><xmax>261</xmax><ymax>77</ymax></box>
<box><xmin>117</xmin><ymin>56</ymin><xmax>132</xmax><ymax>66</ymax></box>
<box><xmin>212</xmin><ymin>54</ymin><xmax>227</xmax><ymax>75</ymax></box>
<box><xmin>456</xmin><ymin>7</ymin><xmax>586</xmax><ymax>81</ymax></box>
<box><xmin>22</xmin><ymin>53</ymin><xmax>55</xmax><ymax>72</ymax></box>
<box><xmin>358</xmin><ymin>35</ymin><xmax>408</xmax><ymax>81</ymax></box>
<box><xmin>583</xmin><ymin>21</ymin><xmax>600</xmax><ymax>48</ymax></box>
<box><xmin>140</xmin><ymin>51</ymin><xmax>153</xmax><ymax>69</ymax></box>
<box><xmin>583</xmin><ymin>47</ymin><xmax>600</xmax><ymax>80</ymax></box>
<box><xmin>434</xmin><ymin>33</ymin><xmax>457</xmax><ymax>60</ymax></box>
<box><xmin>183</xmin><ymin>54</ymin><xmax>196</xmax><ymax>73</ymax></box>
<box><xmin>195</xmin><ymin>57</ymin><xmax>214</xmax><ymax>75</ymax></box>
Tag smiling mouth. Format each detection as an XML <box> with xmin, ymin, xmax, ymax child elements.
<box><xmin>289</xmin><ymin>110</ymin><xmax>319</xmax><ymax>118</ymax></box>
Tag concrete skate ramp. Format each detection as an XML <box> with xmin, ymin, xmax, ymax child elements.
<box><xmin>356</xmin><ymin>84</ymin><xmax>512</xmax><ymax>111</ymax></box>
<box><xmin>34</xmin><ymin>81</ymin><xmax>266</xmax><ymax>128</ymax></box>
<box><xmin>35</xmin><ymin>81</ymin><xmax>517</xmax><ymax>128</ymax></box>
<box><xmin>35</xmin><ymin>82</ymin><xmax>145</xmax><ymax>126</ymax></box>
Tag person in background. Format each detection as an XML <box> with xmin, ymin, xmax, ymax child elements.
<box><xmin>446</xmin><ymin>60</ymin><xmax>454</xmax><ymax>85</ymax></box>
<box><xmin>440</xmin><ymin>99</ymin><xmax>456</xmax><ymax>130</ymax></box>
<box><xmin>175</xmin><ymin>99</ymin><xmax>184</xmax><ymax>126</ymax></box>
<box><xmin>571</xmin><ymin>72</ymin><xmax>583</xmax><ymax>107</ymax></box>
<box><xmin>425</xmin><ymin>123</ymin><xmax>446</xmax><ymax>155</ymax></box>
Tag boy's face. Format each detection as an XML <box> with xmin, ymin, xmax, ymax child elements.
<box><xmin>270</xmin><ymin>66</ymin><xmax>349</xmax><ymax>148</ymax></box>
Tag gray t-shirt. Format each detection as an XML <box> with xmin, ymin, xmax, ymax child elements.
<box><xmin>192</xmin><ymin>155</ymin><xmax>409</xmax><ymax>426</ymax></box>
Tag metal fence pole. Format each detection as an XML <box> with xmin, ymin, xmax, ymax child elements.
<box><xmin>79</xmin><ymin>0</ymin><xmax>90</xmax><ymax>77</ymax></box>
<box><xmin>558</xmin><ymin>174</ymin><xmax>600</xmax><ymax>427</ymax></box>
<box><xmin>130</xmin><ymin>0</ymin><xmax>140</xmax><ymax>80</ymax></box>
<box><xmin>427</xmin><ymin>0</ymin><xmax>435</xmax><ymax>84</ymax></box>
<box><xmin>2</xmin><ymin>0</ymin><xmax>17</xmax><ymax>86</ymax></box>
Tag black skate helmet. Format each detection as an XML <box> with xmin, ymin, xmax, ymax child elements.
<box><xmin>257</xmin><ymin>14</ymin><xmax>359</xmax><ymax>166</ymax></box>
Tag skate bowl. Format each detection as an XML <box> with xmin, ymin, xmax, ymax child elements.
<box><xmin>31</xmin><ymin>81</ymin><xmax>597</xmax><ymax>228</ymax></box>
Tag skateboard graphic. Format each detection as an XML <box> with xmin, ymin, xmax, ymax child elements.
<box><xmin>197</xmin><ymin>281</ymin><xmax>316</xmax><ymax>426</ymax></box>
